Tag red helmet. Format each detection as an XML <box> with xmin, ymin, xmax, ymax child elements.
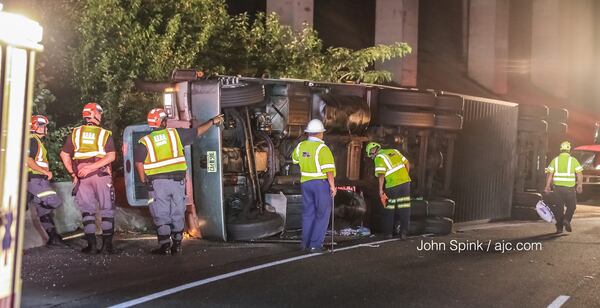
<box><xmin>30</xmin><ymin>115</ymin><xmax>49</xmax><ymax>132</ymax></box>
<box><xmin>147</xmin><ymin>108</ymin><xmax>168</xmax><ymax>128</ymax></box>
<box><xmin>82</xmin><ymin>102</ymin><xmax>103</xmax><ymax>122</ymax></box>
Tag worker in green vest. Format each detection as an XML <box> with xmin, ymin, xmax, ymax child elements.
<box><xmin>135</xmin><ymin>108</ymin><xmax>223</xmax><ymax>255</ymax></box>
<box><xmin>27</xmin><ymin>115</ymin><xmax>64</xmax><ymax>246</ymax></box>
<box><xmin>544</xmin><ymin>141</ymin><xmax>583</xmax><ymax>234</ymax></box>
<box><xmin>366</xmin><ymin>142</ymin><xmax>411</xmax><ymax>240</ymax></box>
<box><xmin>292</xmin><ymin>119</ymin><xmax>336</xmax><ymax>253</ymax></box>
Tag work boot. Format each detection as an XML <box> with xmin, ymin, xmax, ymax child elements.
<box><xmin>555</xmin><ymin>227</ymin><xmax>564</xmax><ymax>234</ymax></box>
<box><xmin>171</xmin><ymin>240</ymin><xmax>182</xmax><ymax>255</ymax></box>
<box><xmin>151</xmin><ymin>243</ymin><xmax>171</xmax><ymax>255</ymax></box>
<box><xmin>564</xmin><ymin>221</ymin><xmax>572</xmax><ymax>232</ymax></box>
<box><xmin>46</xmin><ymin>229</ymin><xmax>67</xmax><ymax>247</ymax></box>
<box><xmin>99</xmin><ymin>235</ymin><xmax>115</xmax><ymax>254</ymax></box>
<box><xmin>81</xmin><ymin>234</ymin><xmax>98</xmax><ymax>254</ymax></box>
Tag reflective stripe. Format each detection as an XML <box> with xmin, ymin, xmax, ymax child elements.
<box><xmin>315</xmin><ymin>144</ymin><xmax>326</xmax><ymax>173</ymax></box>
<box><xmin>143</xmin><ymin>156</ymin><xmax>187</xmax><ymax>170</ymax></box>
<box><xmin>73</xmin><ymin>127</ymin><xmax>82</xmax><ymax>152</ymax></box>
<box><xmin>376</xmin><ymin>154</ymin><xmax>393</xmax><ymax>170</ymax></box>
<box><xmin>567</xmin><ymin>157</ymin><xmax>572</xmax><ymax>176</ymax></box>
<box><xmin>301</xmin><ymin>172</ymin><xmax>325</xmax><ymax>177</ymax></box>
<box><xmin>147</xmin><ymin>198</ymin><xmax>154</xmax><ymax>205</ymax></box>
<box><xmin>168</xmin><ymin>129</ymin><xmax>179</xmax><ymax>158</ymax></box>
<box><xmin>385</xmin><ymin>164</ymin><xmax>405</xmax><ymax>177</ymax></box>
<box><xmin>98</xmin><ymin>129</ymin><xmax>107</xmax><ymax>155</ymax></box>
<box><xmin>36</xmin><ymin>161</ymin><xmax>49</xmax><ymax>168</ymax></box>
<box><xmin>74</xmin><ymin>151</ymin><xmax>107</xmax><ymax>158</ymax></box>
<box><xmin>320</xmin><ymin>164</ymin><xmax>335</xmax><ymax>170</ymax></box>
<box><xmin>375</xmin><ymin>167</ymin><xmax>387</xmax><ymax>172</ymax></box>
<box><xmin>553</xmin><ymin>177</ymin><xmax>576</xmax><ymax>182</ymax></box>
<box><xmin>575</xmin><ymin>166</ymin><xmax>584</xmax><ymax>172</ymax></box>
<box><xmin>37</xmin><ymin>190</ymin><xmax>57</xmax><ymax>198</ymax></box>
<box><xmin>144</xmin><ymin>136</ymin><xmax>157</xmax><ymax>162</ymax></box>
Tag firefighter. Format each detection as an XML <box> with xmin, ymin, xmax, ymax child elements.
<box><xmin>544</xmin><ymin>141</ymin><xmax>583</xmax><ymax>234</ymax></box>
<box><xmin>60</xmin><ymin>103</ymin><xmax>117</xmax><ymax>254</ymax></box>
<box><xmin>292</xmin><ymin>119</ymin><xmax>336</xmax><ymax>253</ymax></box>
<box><xmin>27</xmin><ymin>115</ymin><xmax>64</xmax><ymax>246</ymax></box>
<box><xmin>135</xmin><ymin>108</ymin><xmax>223</xmax><ymax>255</ymax></box>
<box><xmin>366</xmin><ymin>142</ymin><xmax>411</xmax><ymax>240</ymax></box>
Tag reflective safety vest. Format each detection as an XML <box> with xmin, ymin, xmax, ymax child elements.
<box><xmin>291</xmin><ymin>139</ymin><xmax>336</xmax><ymax>183</ymax></box>
<box><xmin>545</xmin><ymin>153</ymin><xmax>583</xmax><ymax>187</ymax></box>
<box><xmin>72</xmin><ymin>125</ymin><xmax>111</xmax><ymax>160</ymax></box>
<box><xmin>374</xmin><ymin>148</ymin><xmax>411</xmax><ymax>188</ymax></box>
<box><xmin>139</xmin><ymin>128</ymin><xmax>188</xmax><ymax>176</ymax></box>
<box><xmin>29</xmin><ymin>134</ymin><xmax>49</xmax><ymax>174</ymax></box>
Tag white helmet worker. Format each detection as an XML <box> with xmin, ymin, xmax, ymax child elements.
<box><xmin>305</xmin><ymin>119</ymin><xmax>326</xmax><ymax>133</ymax></box>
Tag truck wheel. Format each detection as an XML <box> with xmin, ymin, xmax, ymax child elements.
<box><xmin>434</xmin><ymin>114</ymin><xmax>463</xmax><ymax>130</ymax></box>
<box><xmin>427</xmin><ymin>198</ymin><xmax>455</xmax><ymax>218</ymax></box>
<box><xmin>378</xmin><ymin>108</ymin><xmax>436</xmax><ymax>128</ymax></box>
<box><xmin>548</xmin><ymin>108</ymin><xmax>569</xmax><ymax>123</ymax></box>
<box><xmin>517</xmin><ymin>118</ymin><xmax>547</xmax><ymax>133</ymax></box>
<box><xmin>518</xmin><ymin>104</ymin><xmax>548</xmax><ymax>119</ymax></box>
<box><xmin>227</xmin><ymin>211</ymin><xmax>284</xmax><ymax>241</ymax></box>
<box><xmin>410</xmin><ymin>200</ymin><xmax>429</xmax><ymax>218</ymax></box>
<box><xmin>435</xmin><ymin>94</ymin><xmax>464</xmax><ymax>113</ymax></box>
<box><xmin>511</xmin><ymin>206</ymin><xmax>540</xmax><ymax>221</ymax></box>
<box><xmin>408</xmin><ymin>219</ymin><xmax>426</xmax><ymax>235</ymax></box>
<box><xmin>424</xmin><ymin>217</ymin><xmax>453</xmax><ymax>235</ymax></box>
<box><xmin>512</xmin><ymin>192</ymin><xmax>542</xmax><ymax>207</ymax></box>
<box><xmin>221</xmin><ymin>82</ymin><xmax>265</xmax><ymax>108</ymax></box>
<box><xmin>378</xmin><ymin>89</ymin><xmax>436</xmax><ymax>109</ymax></box>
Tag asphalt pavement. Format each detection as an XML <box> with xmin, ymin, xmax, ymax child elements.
<box><xmin>21</xmin><ymin>205</ymin><xmax>600</xmax><ymax>308</ymax></box>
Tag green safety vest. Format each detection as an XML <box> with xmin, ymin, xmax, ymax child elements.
<box><xmin>545</xmin><ymin>153</ymin><xmax>583</xmax><ymax>187</ymax></box>
<box><xmin>29</xmin><ymin>134</ymin><xmax>48</xmax><ymax>175</ymax></box>
<box><xmin>291</xmin><ymin>138</ymin><xmax>336</xmax><ymax>183</ymax></box>
<box><xmin>139</xmin><ymin>128</ymin><xmax>187</xmax><ymax>176</ymax></box>
<box><xmin>374</xmin><ymin>148</ymin><xmax>411</xmax><ymax>188</ymax></box>
<box><xmin>72</xmin><ymin>125</ymin><xmax>112</xmax><ymax>160</ymax></box>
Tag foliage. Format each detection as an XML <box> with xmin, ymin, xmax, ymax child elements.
<box><xmin>45</xmin><ymin>124</ymin><xmax>77</xmax><ymax>182</ymax></box>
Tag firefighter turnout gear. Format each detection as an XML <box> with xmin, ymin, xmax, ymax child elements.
<box><xmin>545</xmin><ymin>143</ymin><xmax>583</xmax><ymax>233</ymax></box>
<box><xmin>292</xmin><ymin>135</ymin><xmax>336</xmax><ymax>250</ymax></box>
<box><xmin>370</xmin><ymin>146</ymin><xmax>412</xmax><ymax>238</ymax></box>
<box><xmin>139</xmin><ymin>125</ymin><xmax>189</xmax><ymax>254</ymax></box>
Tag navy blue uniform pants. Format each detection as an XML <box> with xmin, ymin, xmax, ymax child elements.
<box><xmin>383</xmin><ymin>182</ymin><xmax>411</xmax><ymax>236</ymax></box>
<box><xmin>301</xmin><ymin>179</ymin><xmax>332</xmax><ymax>249</ymax></box>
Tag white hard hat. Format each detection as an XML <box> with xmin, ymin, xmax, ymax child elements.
<box><xmin>305</xmin><ymin>119</ymin><xmax>326</xmax><ymax>133</ymax></box>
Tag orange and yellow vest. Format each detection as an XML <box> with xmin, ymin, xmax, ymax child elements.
<box><xmin>29</xmin><ymin>134</ymin><xmax>49</xmax><ymax>174</ymax></box>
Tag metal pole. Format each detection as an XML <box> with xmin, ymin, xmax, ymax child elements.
<box><xmin>331</xmin><ymin>195</ymin><xmax>335</xmax><ymax>253</ymax></box>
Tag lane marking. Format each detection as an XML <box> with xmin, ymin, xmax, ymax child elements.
<box><xmin>109</xmin><ymin>236</ymin><xmax>426</xmax><ymax>307</ymax></box>
<box><xmin>547</xmin><ymin>295</ymin><xmax>570</xmax><ymax>308</ymax></box>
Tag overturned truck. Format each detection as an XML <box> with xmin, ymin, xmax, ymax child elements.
<box><xmin>124</xmin><ymin>71</ymin><xmax>463</xmax><ymax>241</ymax></box>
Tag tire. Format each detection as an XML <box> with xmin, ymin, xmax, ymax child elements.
<box><xmin>435</xmin><ymin>94</ymin><xmax>464</xmax><ymax>113</ymax></box>
<box><xmin>408</xmin><ymin>219</ymin><xmax>426</xmax><ymax>235</ymax></box>
<box><xmin>378</xmin><ymin>89</ymin><xmax>436</xmax><ymax>109</ymax></box>
<box><xmin>511</xmin><ymin>206</ymin><xmax>540</xmax><ymax>221</ymax></box>
<box><xmin>512</xmin><ymin>192</ymin><xmax>542</xmax><ymax>207</ymax></box>
<box><xmin>548</xmin><ymin>108</ymin><xmax>569</xmax><ymax>123</ymax></box>
<box><xmin>227</xmin><ymin>212</ymin><xmax>284</xmax><ymax>241</ymax></box>
<box><xmin>518</xmin><ymin>118</ymin><xmax>547</xmax><ymax>133</ymax></box>
<box><xmin>221</xmin><ymin>82</ymin><xmax>265</xmax><ymax>108</ymax></box>
<box><xmin>424</xmin><ymin>217</ymin><xmax>453</xmax><ymax>235</ymax></box>
<box><xmin>410</xmin><ymin>200</ymin><xmax>429</xmax><ymax>218</ymax></box>
<box><xmin>427</xmin><ymin>198</ymin><xmax>455</xmax><ymax>218</ymax></box>
<box><xmin>434</xmin><ymin>114</ymin><xmax>463</xmax><ymax>130</ymax></box>
<box><xmin>518</xmin><ymin>104</ymin><xmax>548</xmax><ymax>119</ymax></box>
<box><xmin>378</xmin><ymin>108</ymin><xmax>435</xmax><ymax>128</ymax></box>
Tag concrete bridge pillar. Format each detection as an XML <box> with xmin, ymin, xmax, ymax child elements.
<box><xmin>266</xmin><ymin>0</ymin><xmax>314</xmax><ymax>32</ymax></box>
